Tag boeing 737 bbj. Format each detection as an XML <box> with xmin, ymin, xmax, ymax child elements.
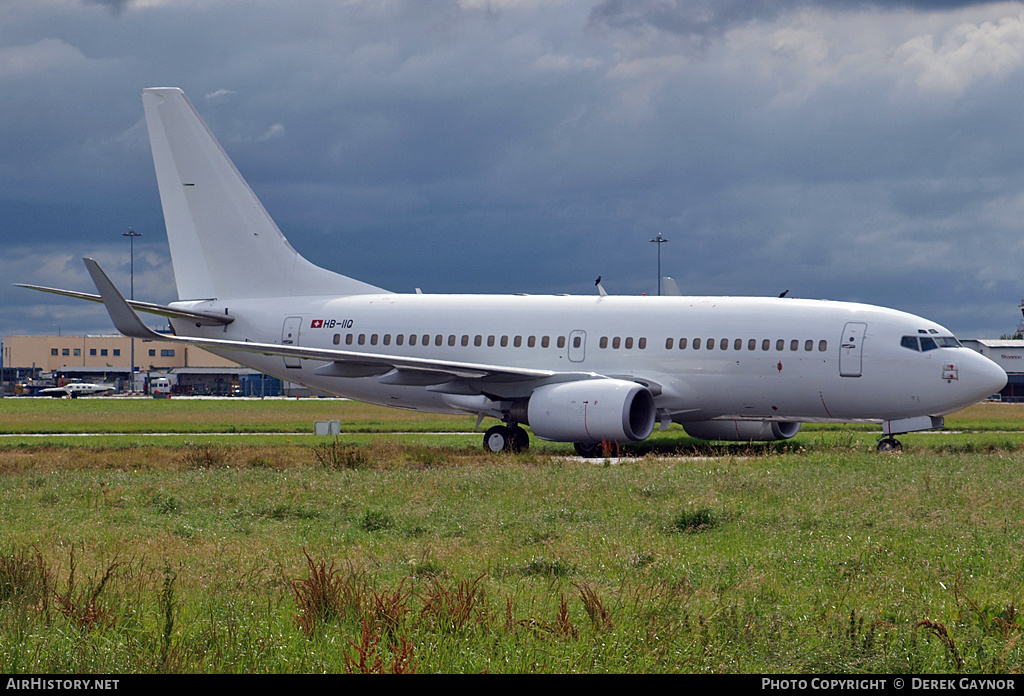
<box><xmin>18</xmin><ymin>88</ymin><xmax>1008</xmax><ymax>454</ymax></box>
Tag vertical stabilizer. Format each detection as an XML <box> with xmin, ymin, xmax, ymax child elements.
<box><xmin>142</xmin><ymin>87</ymin><xmax>387</xmax><ymax>300</ymax></box>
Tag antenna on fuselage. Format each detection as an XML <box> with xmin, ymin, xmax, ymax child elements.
<box><xmin>595</xmin><ymin>276</ymin><xmax>608</xmax><ymax>297</ymax></box>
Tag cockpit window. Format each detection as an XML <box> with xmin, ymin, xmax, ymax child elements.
<box><xmin>904</xmin><ymin>335</ymin><xmax>960</xmax><ymax>351</ymax></box>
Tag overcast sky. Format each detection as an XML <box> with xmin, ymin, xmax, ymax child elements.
<box><xmin>4</xmin><ymin>0</ymin><xmax>1024</xmax><ymax>340</ymax></box>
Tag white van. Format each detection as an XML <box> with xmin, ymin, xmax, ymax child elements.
<box><xmin>152</xmin><ymin>377</ymin><xmax>172</xmax><ymax>398</ymax></box>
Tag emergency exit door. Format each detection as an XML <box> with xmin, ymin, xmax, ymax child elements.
<box><xmin>568</xmin><ymin>330</ymin><xmax>586</xmax><ymax>363</ymax></box>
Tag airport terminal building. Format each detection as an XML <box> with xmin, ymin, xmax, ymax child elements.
<box><xmin>1</xmin><ymin>334</ymin><xmax>285</xmax><ymax>396</ymax></box>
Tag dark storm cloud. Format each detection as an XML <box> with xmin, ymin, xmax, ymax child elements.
<box><xmin>80</xmin><ymin>0</ymin><xmax>137</xmax><ymax>15</ymax></box>
<box><xmin>589</xmin><ymin>0</ymin><xmax>1009</xmax><ymax>37</ymax></box>
<box><xmin>3</xmin><ymin>0</ymin><xmax>1024</xmax><ymax>340</ymax></box>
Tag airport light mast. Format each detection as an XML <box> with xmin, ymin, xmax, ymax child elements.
<box><xmin>123</xmin><ymin>228</ymin><xmax>141</xmax><ymax>391</ymax></box>
<box><xmin>649</xmin><ymin>233</ymin><xmax>669</xmax><ymax>296</ymax></box>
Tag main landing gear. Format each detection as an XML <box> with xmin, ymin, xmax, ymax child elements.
<box><xmin>483</xmin><ymin>423</ymin><xmax>530</xmax><ymax>453</ymax></box>
<box><xmin>572</xmin><ymin>441</ymin><xmax>620</xmax><ymax>458</ymax></box>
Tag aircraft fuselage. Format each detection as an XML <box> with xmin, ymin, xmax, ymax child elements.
<box><xmin>170</xmin><ymin>292</ymin><xmax>1005</xmax><ymax>426</ymax></box>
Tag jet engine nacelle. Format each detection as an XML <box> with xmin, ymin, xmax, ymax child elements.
<box><xmin>525</xmin><ymin>379</ymin><xmax>657</xmax><ymax>443</ymax></box>
<box><xmin>682</xmin><ymin>420</ymin><xmax>802</xmax><ymax>442</ymax></box>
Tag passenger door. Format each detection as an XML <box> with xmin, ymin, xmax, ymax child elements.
<box><xmin>839</xmin><ymin>322</ymin><xmax>867</xmax><ymax>377</ymax></box>
<box><xmin>282</xmin><ymin>316</ymin><xmax>302</xmax><ymax>369</ymax></box>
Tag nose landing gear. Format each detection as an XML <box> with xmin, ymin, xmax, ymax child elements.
<box><xmin>877</xmin><ymin>436</ymin><xmax>902</xmax><ymax>452</ymax></box>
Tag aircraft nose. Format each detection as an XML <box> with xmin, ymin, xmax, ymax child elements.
<box><xmin>967</xmin><ymin>351</ymin><xmax>1007</xmax><ymax>401</ymax></box>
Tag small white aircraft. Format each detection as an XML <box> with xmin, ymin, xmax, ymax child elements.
<box><xmin>39</xmin><ymin>382</ymin><xmax>115</xmax><ymax>398</ymax></box>
<box><xmin>20</xmin><ymin>88</ymin><xmax>1007</xmax><ymax>453</ymax></box>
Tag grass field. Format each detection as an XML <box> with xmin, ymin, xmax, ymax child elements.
<box><xmin>0</xmin><ymin>397</ymin><xmax>1022</xmax><ymax>673</ymax></box>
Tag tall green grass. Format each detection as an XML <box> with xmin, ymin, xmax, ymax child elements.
<box><xmin>0</xmin><ymin>436</ymin><xmax>1021</xmax><ymax>673</ymax></box>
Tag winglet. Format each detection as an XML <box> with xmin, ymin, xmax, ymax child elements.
<box><xmin>83</xmin><ymin>258</ymin><xmax>165</xmax><ymax>340</ymax></box>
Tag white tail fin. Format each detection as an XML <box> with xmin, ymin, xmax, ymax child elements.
<box><xmin>142</xmin><ymin>87</ymin><xmax>387</xmax><ymax>300</ymax></box>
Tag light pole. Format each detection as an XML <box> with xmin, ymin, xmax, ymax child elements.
<box><xmin>122</xmin><ymin>228</ymin><xmax>141</xmax><ymax>391</ymax></box>
<box><xmin>649</xmin><ymin>233</ymin><xmax>669</xmax><ymax>296</ymax></box>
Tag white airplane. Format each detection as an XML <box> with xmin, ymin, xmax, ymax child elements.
<box><xmin>39</xmin><ymin>382</ymin><xmax>115</xmax><ymax>398</ymax></box>
<box><xmin>20</xmin><ymin>88</ymin><xmax>1008</xmax><ymax>453</ymax></box>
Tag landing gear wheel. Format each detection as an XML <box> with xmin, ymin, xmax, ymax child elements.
<box><xmin>574</xmin><ymin>440</ymin><xmax>620</xmax><ymax>458</ymax></box>
<box><xmin>484</xmin><ymin>425</ymin><xmax>510</xmax><ymax>453</ymax></box>
<box><xmin>508</xmin><ymin>425</ymin><xmax>530</xmax><ymax>453</ymax></box>
<box><xmin>877</xmin><ymin>437</ymin><xmax>902</xmax><ymax>452</ymax></box>
<box><xmin>483</xmin><ymin>424</ymin><xmax>530</xmax><ymax>453</ymax></box>
<box><xmin>572</xmin><ymin>441</ymin><xmax>602</xmax><ymax>458</ymax></box>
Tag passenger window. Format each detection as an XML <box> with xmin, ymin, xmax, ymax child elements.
<box><xmin>435</xmin><ymin>335</ymin><xmax>443</xmax><ymax>346</ymax></box>
<box><xmin>383</xmin><ymin>334</ymin><xmax>391</xmax><ymax>346</ymax></box>
<box><xmin>449</xmin><ymin>335</ymin><xmax>457</xmax><ymax>347</ymax></box>
<box><xmin>501</xmin><ymin>336</ymin><xmax>509</xmax><ymax>347</ymax></box>
<box><xmin>762</xmin><ymin>339</ymin><xmax>770</xmax><ymax>351</ymax></box>
<box><xmin>542</xmin><ymin>336</ymin><xmax>550</xmax><ymax>348</ymax></box>
<box><xmin>612</xmin><ymin>337</ymin><xmax>621</xmax><ymax>349</ymax></box>
<box><xmin>346</xmin><ymin>334</ymin><xmax>354</xmax><ymax>345</ymax></box>
<box><xmin>573</xmin><ymin>336</ymin><xmax>582</xmax><ymax>348</ymax></box>
<box><xmin>720</xmin><ymin>338</ymin><xmax>729</xmax><ymax>350</ymax></box>
<box><xmin>409</xmin><ymin>334</ymin><xmax>417</xmax><ymax>346</ymax></box>
<box><xmin>600</xmin><ymin>337</ymin><xmax>608</xmax><ymax>349</ymax></box>
<box><xmin>474</xmin><ymin>335</ymin><xmax>482</xmax><ymax>347</ymax></box>
<box><xmin>333</xmin><ymin>334</ymin><xmax>341</xmax><ymax>345</ymax></box>
<box><xmin>818</xmin><ymin>340</ymin><xmax>827</xmax><ymax>352</ymax></box>
<box><xmin>748</xmin><ymin>339</ymin><xmax>756</xmax><ymax>351</ymax></box>
<box><xmin>514</xmin><ymin>336</ymin><xmax>523</xmax><ymax>347</ymax></box>
<box><xmin>639</xmin><ymin>337</ymin><xmax>647</xmax><ymax>349</ymax></box>
<box><xmin>900</xmin><ymin>336</ymin><xmax>920</xmax><ymax>351</ymax></box>
<box><xmin>461</xmin><ymin>335</ymin><xmax>469</xmax><ymax>347</ymax></box>
<box><xmin>776</xmin><ymin>339</ymin><xmax>785</xmax><ymax>351</ymax></box>
<box><xmin>734</xmin><ymin>338</ymin><xmax>742</xmax><ymax>350</ymax></box>
<box><xmin>804</xmin><ymin>340</ymin><xmax>813</xmax><ymax>351</ymax></box>
<box><xmin>679</xmin><ymin>338</ymin><xmax>688</xmax><ymax>349</ymax></box>
<box><xmin>487</xmin><ymin>335</ymin><xmax>495</xmax><ymax>347</ymax></box>
<box><xmin>666</xmin><ymin>338</ymin><xmax>674</xmax><ymax>349</ymax></box>
<box><xmin>396</xmin><ymin>334</ymin><xmax>404</xmax><ymax>346</ymax></box>
<box><xmin>557</xmin><ymin>336</ymin><xmax>566</xmax><ymax>349</ymax></box>
<box><xmin>693</xmin><ymin>338</ymin><xmax>701</xmax><ymax>349</ymax></box>
<box><xmin>790</xmin><ymin>339</ymin><xmax>798</xmax><ymax>351</ymax></box>
<box><xmin>528</xmin><ymin>336</ymin><xmax>536</xmax><ymax>348</ymax></box>
<box><xmin>625</xmin><ymin>337</ymin><xmax>633</xmax><ymax>349</ymax></box>
<box><xmin>370</xmin><ymin>334</ymin><xmax>379</xmax><ymax>346</ymax></box>
<box><xmin>358</xmin><ymin>334</ymin><xmax>366</xmax><ymax>345</ymax></box>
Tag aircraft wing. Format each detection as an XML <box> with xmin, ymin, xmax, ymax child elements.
<box><xmin>14</xmin><ymin>283</ymin><xmax>234</xmax><ymax>327</ymax></box>
<box><xmin>81</xmin><ymin>258</ymin><xmax>598</xmax><ymax>385</ymax></box>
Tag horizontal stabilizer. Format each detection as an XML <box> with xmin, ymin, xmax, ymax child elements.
<box><xmin>14</xmin><ymin>282</ymin><xmax>233</xmax><ymax>326</ymax></box>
